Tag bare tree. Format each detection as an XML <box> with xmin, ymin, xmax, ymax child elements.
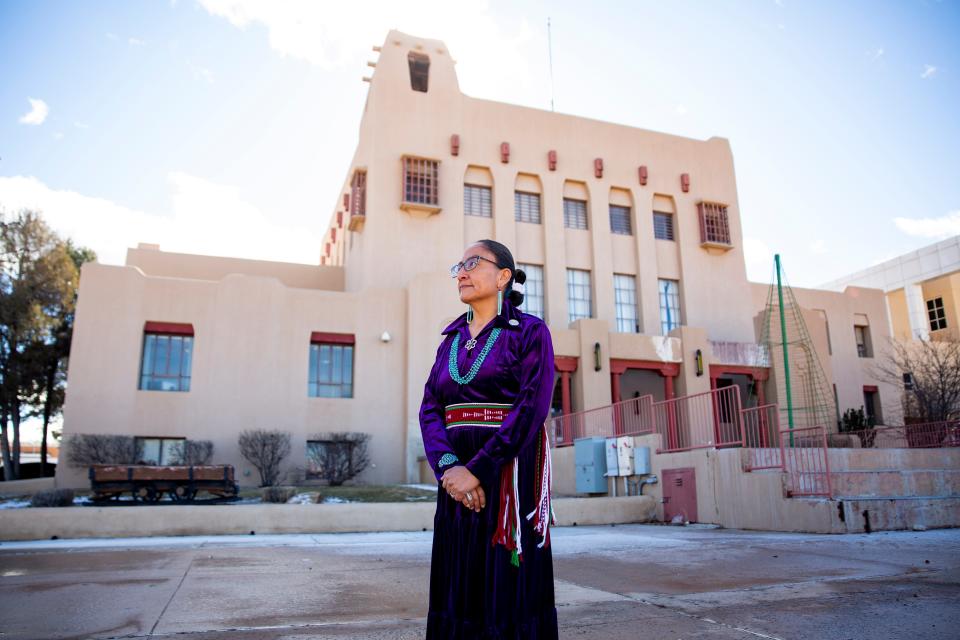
<box><xmin>238</xmin><ymin>429</ymin><xmax>291</xmax><ymax>487</ymax></box>
<box><xmin>65</xmin><ymin>434</ymin><xmax>138</xmax><ymax>466</ymax></box>
<box><xmin>169</xmin><ymin>439</ymin><xmax>214</xmax><ymax>465</ymax></box>
<box><xmin>306</xmin><ymin>432</ymin><xmax>370</xmax><ymax>486</ymax></box>
<box><xmin>873</xmin><ymin>336</ymin><xmax>960</xmax><ymax>424</ymax></box>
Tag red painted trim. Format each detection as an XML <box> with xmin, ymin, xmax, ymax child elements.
<box><xmin>863</xmin><ymin>385</ymin><xmax>879</xmax><ymax>393</ymax></box>
<box><xmin>450</xmin><ymin>134</ymin><xmax>460</xmax><ymax>156</ymax></box>
<box><xmin>144</xmin><ymin>321</ymin><xmax>194</xmax><ymax>336</ymax></box>
<box><xmin>609</xmin><ymin>358</ymin><xmax>680</xmax><ymax>377</ymax></box>
<box><xmin>638</xmin><ymin>165</ymin><xmax>648</xmax><ymax>185</ymax></box>
<box><xmin>500</xmin><ymin>142</ymin><xmax>510</xmax><ymax>163</ymax></box>
<box><xmin>547</xmin><ymin>150</ymin><xmax>557</xmax><ymax>171</ymax></box>
<box><xmin>336</xmin><ymin>211</ymin><xmax>343</xmax><ymax>227</ymax></box>
<box><xmin>594</xmin><ymin>158</ymin><xmax>603</xmax><ymax>179</ymax></box>
<box><xmin>331</xmin><ymin>228</ymin><xmax>337</xmax><ymax>242</ymax></box>
<box><xmin>555</xmin><ymin>356</ymin><xmax>579</xmax><ymax>373</ymax></box>
<box><xmin>310</xmin><ymin>332</ymin><xmax>355</xmax><ymax>345</ymax></box>
<box><xmin>681</xmin><ymin>172</ymin><xmax>690</xmax><ymax>192</ymax></box>
<box><xmin>709</xmin><ymin>364</ymin><xmax>769</xmax><ymax>381</ymax></box>
<box><xmin>343</xmin><ymin>193</ymin><xmax>349</xmax><ymax>209</ymax></box>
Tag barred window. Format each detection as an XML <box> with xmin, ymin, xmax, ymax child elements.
<box><xmin>139</xmin><ymin>325</ymin><xmax>193</xmax><ymax>392</ymax></box>
<box><xmin>658</xmin><ymin>279</ymin><xmax>682</xmax><ymax>335</ymax></box>
<box><xmin>609</xmin><ymin>205</ymin><xmax>632</xmax><ymax>235</ymax></box>
<box><xmin>614</xmin><ymin>274</ymin><xmax>639</xmax><ymax>333</ymax></box>
<box><xmin>567</xmin><ymin>269</ymin><xmax>592</xmax><ymax>324</ymax></box>
<box><xmin>563</xmin><ymin>198</ymin><xmax>588</xmax><ymax>230</ymax></box>
<box><xmin>697</xmin><ymin>201</ymin><xmax>731</xmax><ymax>246</ymax></box>
<box><xmin>514</xmin><ymin>191</ymin><xmax>541</xmax><ymax>224</ymax></box>
<box><xmin>309</xmin><ymin>340</ymin><xmax>354</xmax><ymax>398</ymax></box>
<box><xmin>403</xmin><ymin>157</ymin><xmax>439</xmax><ymax>206</ymax></box>
<box><xmin>351</xmin><ymin>170</ymin><xmax>367</xmax><ymax>217</ymax></box>
<box><xmin>464</xmin><ymin>184</ymin><xmax>492</xmax><ymax>217</ymax></box>
<box><xmin>517</xmin><ymin>263</ymin><xmax>544</xmax><ymax>319</ymax></box>
<box><xmin>927</xmin><ymin>297</ymin><xmax>947</xmax><ymax>331</ymax></box>
<box><xmin>653</xmin><ymin>211</ymin><xmax>674</xmax><ymax>240</ymax></box>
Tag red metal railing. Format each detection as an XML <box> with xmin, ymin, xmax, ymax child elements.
<box><xmin>547</xmin><ymin>394</ymin><xmax>654</xmax><ymax>447</ymax></box>
<box><xmin>830</xmin><ymin>420</ymin><xmax>960</xmax><ymax>449</ymax></box>
<box><xmin>741</xmin><ymin>403</ymin><xmax>782</xmax><ymax>470</ymax></box>
<box><xmin>654</xmin><ymin>385</ymin><xmax>744</xmax><ymax>453</ymax></box>
<box><xmin>780</xmin><ymin>425</ymin><xmax>832</xmax><ymax>497</ymax></box>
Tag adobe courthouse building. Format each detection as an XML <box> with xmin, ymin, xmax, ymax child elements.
<box><xmin>55</xmin><ymin>31</ymin><xmax>899</xmax><ymax>490</ymax></box>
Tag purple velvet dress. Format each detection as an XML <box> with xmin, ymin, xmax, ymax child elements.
<box><xmin>419</xmin><ymin>297</ymin><xmax>558</xmax><ymax>639</ymax></box>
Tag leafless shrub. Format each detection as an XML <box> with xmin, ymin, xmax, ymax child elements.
<box><xmin>306</xmin><ymin>432</ymin><xmax>371</xmax><ymax>486</ymax></box>
<box><xmin>238</xmin><ymin>429</ymin><xmax>291</xmax><ymax>487</ymax></box>
<box><xmin>261</xmin><ymin>486</ymin><xmax>297</xmax><ymax>503</ymax></box>
<box><xmin>65</xmin><ymin>434</ymin><xmax>137</xmax><ymax>467</ymax></box>
<box><xmin>169</xmin><ymin>440</ymin><xmax>214</xmax><ymax>465</ymax></box>
<box><xmin>873</xmin><ymin>336</ymin><xmax>960</xmax><ymax>424</ymax></box>
<box><xmin>30</xmin><ymin>488</ymin><xmax>74</xmax><ymax>507</ymax></box>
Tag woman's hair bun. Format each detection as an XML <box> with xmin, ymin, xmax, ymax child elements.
<box><xmin>514</xmin><ymin>269</ymin><xmax>526</xmax><ymax>285</ymax></box>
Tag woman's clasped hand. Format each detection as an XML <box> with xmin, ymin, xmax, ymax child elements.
<box><xmin>440</xmin><ymin>465</ymin><xmax>487</xmax><ymax>512</ymax></box>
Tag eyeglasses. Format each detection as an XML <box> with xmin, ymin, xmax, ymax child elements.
<box><xmin>450</xmin><ymin>255</ymin><xmax>499</xmax><ymax>278</ymax></box>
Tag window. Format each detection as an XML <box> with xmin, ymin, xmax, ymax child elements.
<box><xmin>402</xmin><ymin>156</ymin><xmax>439</xmax><ymax>207</ymax></box>
<box><xmin>135</xmin><ymin>437</ymin><xmax>184</xmax><ymax>465</ymax></box>
<box><xmin>514</xmin><ymin>191</ymin><xmax>541</xmax><ymax>224</ymax></box>
<box><xmin>567</xmin><ymin>269</ymin><xmax>592</xmax><ymax>324</ymax></box>
<box><xmin>139</xmin><ymin>323</ymin><xmax>193</xmax><ymax>392</ymax></box>
<box><xmin>350</xmin><ymin>170</ymin><xmax>367</xmax><ymax>217</ymax></box>
<box><xmin>464</xmin><ymin>184</ymin><xmax>492</xmax><ymax>217</ymax></box>
<box><xmin>309</xmin><ymin>334</ymin><xmax>355</xmax><ymax>397</ymax></box>
<box><xmin>517</xmin><ymin>263</ymin><xmax>544</xmax><ymax>319</ymax></box>
<box><xmin>697</xmin><ymin>201</ymin><xmax>732</xmax><ymax>246</ymax></box>
<box><xmin>658</xmin><ymin>279</ymin><xmax>682</xmax><ymax>335</ymax></box>
<box><xmin>563</xmin><ymin>198</ymin><xmax>588</xmax><ymax>230</ymax></box>
<box><xmin>614</xmin><ymin>274</ymin><xmax>639</xmax><ymax>333</ymax></box>
<box><xmin>927</xmin><ymin>297</ymin><xmax>947</xmax><ymax>331</ymax></box>
<box><xmin>610</xmin><ymin>205</ymin><xmax>632</xmax><ymax>235</ymax></box>
<box><xmin>863</xmin><ymin>387</ymin><xmax>882</xmax><ymax>426</ymax></box>
<box><xmin>407</xmin><ymin>52</ymin><xmax>429</xmax><ymax>92</ymax></box>
<box><xmin>653</xmin><ymin>211</ymin><xmax>674</xmax><ymax>241</ymax></box>
<box><xmin>854</xmin><ymin>325</ymin><xmax>872</xmax><ymax>358</ymax></box>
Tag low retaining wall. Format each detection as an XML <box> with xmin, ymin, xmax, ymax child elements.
<box><xmin>0</xmin><ymin>477</ymin><xmax>55</xmax><ymax>497</ymax></box>
<box><xmin>0</xmin><ymin>495</ymin><xmax>656</xmax><ymax>542</ymax></box>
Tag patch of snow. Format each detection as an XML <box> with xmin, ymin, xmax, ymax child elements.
<box><xmin>0</xmin><ymin>499</ymin><xmax>31</xmax><ymax>509</ymax></box>
<box><xmin>322</xmin><ymin>496</ymin><xmax>352</xmax><ymax>504</ymax></box>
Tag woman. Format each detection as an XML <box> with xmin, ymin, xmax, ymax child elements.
<box><xmin>419</xmin><ymin>239</ymin><xmax>559</xmax><ymax>639</ymax></box>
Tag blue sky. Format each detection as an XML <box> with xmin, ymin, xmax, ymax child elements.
<box><xmin>1</xmin><ymin>0</ymin><xmax>958</xmax><ymax>290</ymax></box>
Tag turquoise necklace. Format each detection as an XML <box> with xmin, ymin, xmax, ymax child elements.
<box><xmin>449</xmin><ymin>328</ymin><xmax>502</xmax><ymax>384</ymax></box>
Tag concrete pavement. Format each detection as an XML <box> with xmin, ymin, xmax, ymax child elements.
<box><xmin>1</xmin><ymin>524</ymin><xmax>958</xmax><ymax>639</ymax></box>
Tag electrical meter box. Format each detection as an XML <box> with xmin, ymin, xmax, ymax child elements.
<box><xmin>604</xmin><ymin>438</ymin><xmax>620</xmax><ymax>476</ymax></box>
<box><xmin>634</xmin><ymin>446</ymin><xmax>651</xmax><ymax>475</ymax></box>
<box><xmin>616</xmin><ymin>436</ymin><xmax>634</xmax><ymax>476</ymax></box>
<box><xmin>574</xmin><ymin>437</ymin><xmax>607</xmax><ymax>493</ymax></box>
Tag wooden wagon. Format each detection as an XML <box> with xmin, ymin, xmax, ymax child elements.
<box><xmin>88</xmin><ymin>464</ymin><xmax>239</xmax><ymax>503</ymax></box>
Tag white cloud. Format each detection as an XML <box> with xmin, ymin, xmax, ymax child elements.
<box><xmin>74</xmin><ymin>121</ymin><xmax>90</xmax><ymax>129</ymax></box>
<box><xmin>106</xmin><ymin>32</ymin><xmax>119</xmax><ymax>41</ymax></box>
<box><xmin>52</xmin><ymin>132</ymin><xmax>64</xmax><ymax>141</ymax></box>
<box><xmin>675</xmin><ymin>104</ymin><xmax>688</xmax><ymax>115</ymax></box>
<box><xmin>0</xmin><ymin>174</ymin><xmax>322</xmax><ymax>266</ymax></box>
<box><xmin>809</xmin><ymin>239</ymin><xmax>827</xmax><ymax>254</ymax></box>
<box><xmin>743</xmin><ymin>236</ymin><xmax>775</xmax><ymax>282</ymax></box>
<box><xmin>128</xmin><ymin>37</ymin><xmax>146</xmax><ymax>46</ymax></box>
<box><xmin>196</xmin><ymin>0</ymin><xmax>545</xmax><ymax>106</ymax></box>
<box><xmin>868</xmin><ymin>47</ymin><xmax>884</xmax><ymax>60</ymax></box>
<box><xmin>894</xmin><ymin>210</ymin><xmax>960</xmax><ymax>239</ymax></box>
<box><xmin>18</xmin><ymin>98</ymin><xmax>48</xmax><ymax>125</ymax></box>
<box><xmin>921</xmin><ymin>64</ymin><xmax>937</xmax><ymax>79</ymax></box>
<box><xmin>187</xmin><ymin>58</ymin><xmax>215</xmax><ymax>83</ymax></box>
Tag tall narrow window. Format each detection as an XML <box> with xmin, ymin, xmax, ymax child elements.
<box><xmin>514</xmin><ymin>191</ymin><xmax>541</xmax><ymax>224</ymax></box>
<box><xmin>463</xmin><ymin>184</ymin><xmax>492</xmax><ymax>217</ymax></box>
<box><xmin>614</xmin><ymin>274</ymin><xmax>639</xmax><ymax>333</ymax></box>
<box><xmin>854</xmin><ymin>325</ymin><xmax>872</xmax><ymax>358</ymax></box>
<box><xmin>518</xmin><ymin>263</ymin><xmax>544</xmax><ymax>319</ymax></box>
<box><xmin>402</xmin><ymin>156</ymin><xmax>439</xmax><ymax>207</ymax></box>
<box><xmin>653</xmin><ymin>211</ymin><xmax>674</xmax><ymax>240</ymax></box>
<box><xmin>309</xmin><ymin>333</ymin><xmax>355</xmax><ymax>398</ymax></box>
<box><xmin>610</xmin><ymin>205</ymin><xmax>632</xmax><ymax>235</ymax></box>
<box><xmin>927</xmin><ymin>297</ymin><xmax>947</xmax><ymax>331</ymax></box>
<box><xmin>350</xmin><ymin>170</ymin><xmax>367</xmax><ymax>217</ymax></box>
<box><xmin>815</xmin><ymin>309</ymin><xmax>832</xmax><ymax>354</ymax></box>
<box><xmin>658</xmin><ymin>279</ymin><xmax>682</xmax><ymax>335</ymax></box>
<box><xmin>139</xmin><ymin>322</ymin><xmax>194</xmax><ymax>392</ymax></box>
<box><xmin>407</xmin><ymin>52</ymin><xmax>429</xmax><ymax>92</ymax></box>
<box><xmin>567</xmin><ymin>269</ymin><xmax>592</xmax><ymax>324</ymax></box>
<box><xmin>563</xmin><ymin>198</ymin><xmax>588</xmax><ymax>230</ymax></box>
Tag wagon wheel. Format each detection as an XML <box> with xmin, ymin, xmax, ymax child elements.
<box><xmin>133</xmin><ymin>485</ymin><xmax>161</xmax><ymax>503</ymax></box>
<box><xmin>170</xmin><ymin>485</ymin><xmax>197</xmax><ymax>502</ymax></box>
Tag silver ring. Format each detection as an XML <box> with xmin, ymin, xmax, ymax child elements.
<box><xmin>465</xmin><ymin>491</ymin><xmax>473</xmax><ymax>502</ymax></box>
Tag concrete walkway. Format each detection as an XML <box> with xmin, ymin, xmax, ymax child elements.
<box><xmin>1</xmin><ymin>524</ymin><xmax>958</xmax><ymax>639</ymax></box>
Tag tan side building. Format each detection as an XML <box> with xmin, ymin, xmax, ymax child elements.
<box><xmin>55</xmin><ymin>30</ymin><xmax>900</xmax><ymax>490</ymax></box>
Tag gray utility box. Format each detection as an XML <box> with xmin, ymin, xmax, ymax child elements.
<box><xmin>574</xmin><ymin>437</ymin><xmax>608</xmax><ymax>493</ymax></box>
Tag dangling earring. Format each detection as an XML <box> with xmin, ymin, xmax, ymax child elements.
<box><xmin>497</xmin><ymin>289</ymin><xmax>503</xmax><ymax>315</ymax></box>
<box><xmin>466</xmin><ymin>305</ymin><xmax>473</xmax><ymax>323</ymax></box>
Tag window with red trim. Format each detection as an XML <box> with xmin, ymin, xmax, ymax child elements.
<box><xmin>402</xmin><ymin>156</ymin><xmax>439</xmax><ymax>207</ymax></box>
<box><xmin>697</xmin><ymin>201</ymin><xmax>732</xmax><ymax>246</ymax></box>
<box><xmin>309</xmin><ymin>333</ymin><xmax>355</xmax><ymax>398</ymax></box>
<box><xmin>139</xmin><ymin>322</ymin><xmax>194</xmax><ymax>392</ymax></box>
